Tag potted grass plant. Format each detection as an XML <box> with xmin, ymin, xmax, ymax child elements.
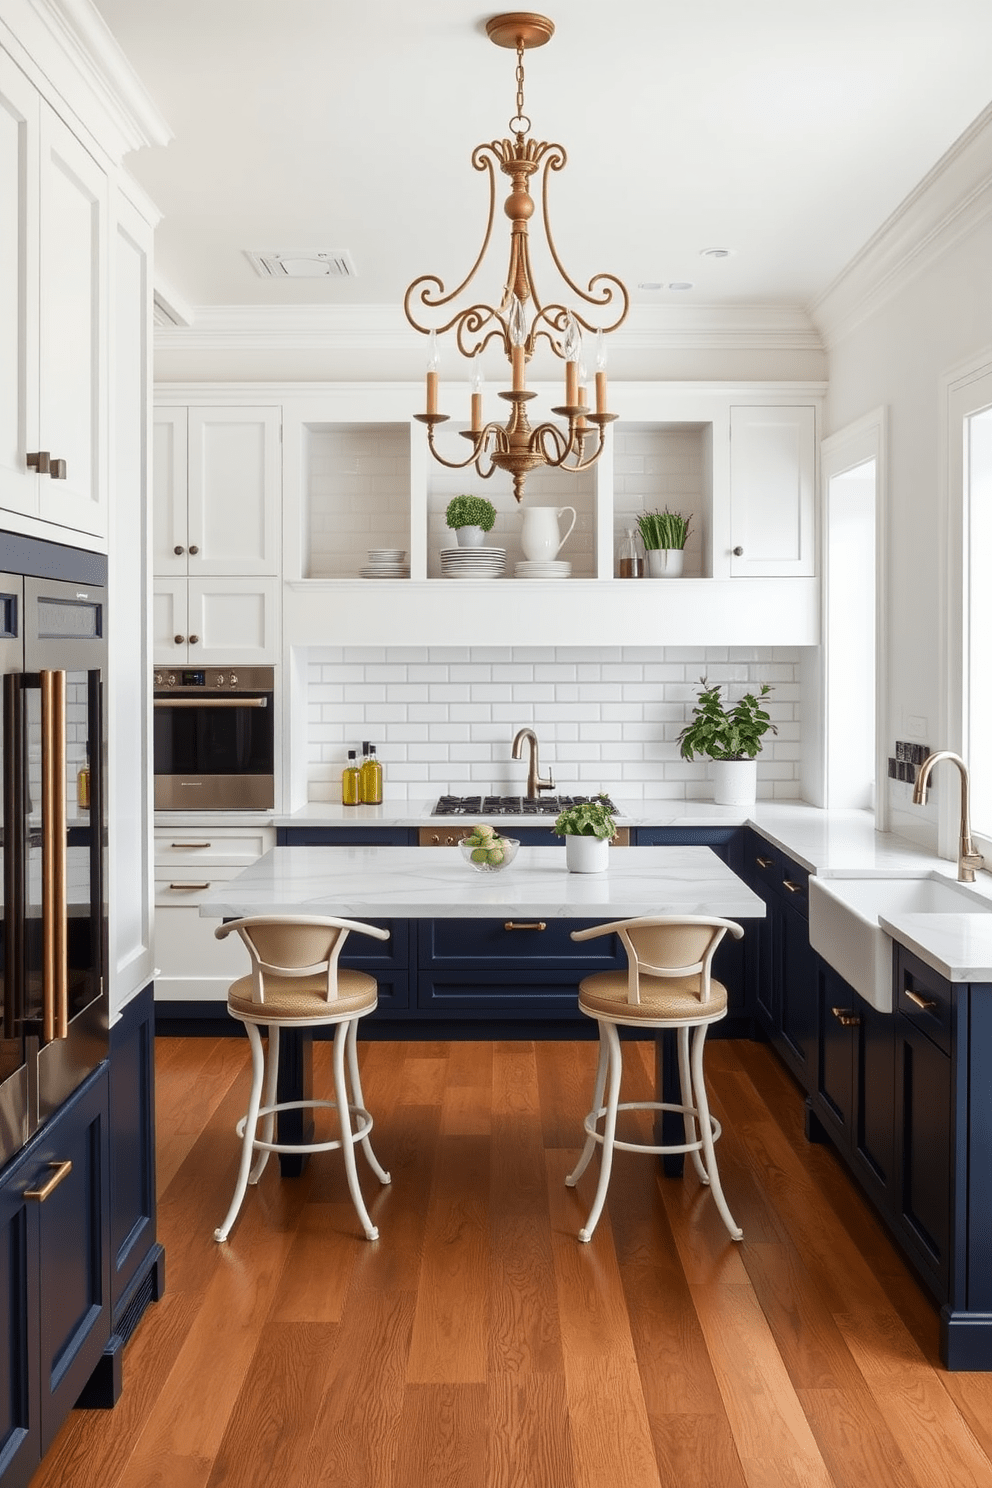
<box><xmin>553</xmin><ymin>795</ymin><xmax>617</xmax><ymax>873</ymax></box>
<box><xmin>677</xmin><ymin>679</ymin><xmax>775</xmax><ymax>805</ymax></box>
<box><xmin>637</xmin><ymin>508</ymin><xmax>691</xmax><ymax>578</ymax></box>
<box><xmin>445</xmin><ymin>494</ymin><xmax>497</xmax><ymax>547</ymax></box>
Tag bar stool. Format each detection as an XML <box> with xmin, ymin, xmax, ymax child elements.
<box><xmin>567</xmin><ymin>915</ymin><xmax>744</xmax><ymax>1243</ymax></box>
<box><xmin>213</xmin><ymin>915</ymin><xmax>391</xmax><ymax>1243</ymax></box>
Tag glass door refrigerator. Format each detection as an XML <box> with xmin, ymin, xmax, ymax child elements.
<box><xmin>0</xmin><ymin>559</ymin><xmax>108</xmax><ymax>1171</ymax></box>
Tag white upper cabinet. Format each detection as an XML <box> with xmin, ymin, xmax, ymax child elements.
<box><xmin>152</xmin><ymin>575</ymin><xmax>279</xmax><ymax>666</ymax></box>
<box><xmin>728</xmin><ymin>405</ymin><xmax>816</xmax><ymax>576</ymax></box>
<box><xmin>0</xmin><ymin>51</ymin><xmax>107</xmax><ymax>541</ymax></box>
<box><xmin>153</xmin><ymin>406</ymin><xmax>280</xmax><ymax>576</ymax></box>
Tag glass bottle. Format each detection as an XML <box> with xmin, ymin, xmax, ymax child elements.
<box><xmin>77</xmin><ymin>741</ymin><xmax>91</xmax><ymax>811</ymax></box>
<box><xmin>341</xmin><ymin>749</ymin><xmax>361</xmax><ymax>806</ymax></box>
<box><xmin>360</xmin><ymin>743</ymin><xmax>383</xmax><ymax>805</ymax></box>
<box><xmin>618</xmin><ymin>527</ymin><xmax>643</xmax><ymax>579</ymax></box>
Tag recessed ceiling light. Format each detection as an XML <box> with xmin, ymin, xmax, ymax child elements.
<box><xmin>700</xmin><ymin>247</ymin><xmax>735</xmax><ymax>259</ymax></box>
<box><xmin>637</xmin><ymin>281</ymin><xmax>664</xmax><ymax>290</ymax></box>
<box><xmin>668</xmin><ymin>282</ymin><xmax>694</xmax><ymax>291</ymax></box>
<box><xmin>243</xmin><ymin>249</ymin><xmax>357</xmax><ymax>279</ymax></box>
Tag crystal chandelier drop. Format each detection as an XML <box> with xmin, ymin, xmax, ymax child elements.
<box><xmin>404</xmin><ymin>12</ymin><xmax>629</xmax><ymax>503</ymax></box>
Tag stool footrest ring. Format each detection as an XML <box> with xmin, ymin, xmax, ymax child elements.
<box><xmin>579</xmin><ymin>1099</ymin><xmax>721</xmax><ymax>1159</ymax></box>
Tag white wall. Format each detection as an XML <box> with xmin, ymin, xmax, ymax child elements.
<box><xmin>823</xmin><ymin>210</ymin><xmax>992</xmax><ymax>849</ymax></box>
<box><xmin>303</xmin><ymin>645</ymin><xmax>802</xmax><ymax>803</ymax></box>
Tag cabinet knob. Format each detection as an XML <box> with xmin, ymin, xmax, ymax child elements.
<box><xmin>188</xmin><ymin>634</ymin><xmax>199</xmax><ymax>645</ymax></box>
<box><xmin>50</xmin><ymin>458</ymin><xmax>67</xmax><ymax>479</ymax></box>
<box><xmin>188</xmin><ymin>544</ymin><xmax>199</xmax><ymax>555</ymax></box>
<box><xmin>733</xmin><ymin>545</ymin><xmax>744</xmax><ymax>557</ymax></box>
<box><xmin>174</xmin><ymin>545</ymin><xmax>184</xmax><ymax>555</ymax></box>
<box><xmin>174</xmin><ymin>634</ymin><xmax>186</xmax><ymax>645</ymax></box>
<box><xmin>26</xmin><ymin>450</ymin><xmax>51</xmax><ymax>473</ymax></box>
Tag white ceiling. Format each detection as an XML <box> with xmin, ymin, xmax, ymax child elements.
<box><xmin>93</xmin><ymin>0</ymin><xmax>992</xmax><ymax>327</ymax></box>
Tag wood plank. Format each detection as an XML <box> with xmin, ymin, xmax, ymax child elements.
<box><xmin>488</xmin><ymin>1374</ymin><xmax>575</xmax><ymax>1488</ymax></box>
<box><xmin>690</xmin><ymin>1281</ymin><xmax>834</xmax><ymax>1488</ymax></box>
<box><xmin>392</xmin><ymin>1384</ymin><xmax>488</xmax><ymax>1488</ymax></box>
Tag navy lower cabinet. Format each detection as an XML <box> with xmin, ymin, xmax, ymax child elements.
<box><xmin>741</xmin><ymin>828</ymin><xmax>817</xmax><ymax>1080</ymax></box>
<box><xmin>0</xmin><ymin>1066</ymin><xmax>110</xmax><ymax>1488</ymax></box>
<box><xmin>807</xmin><ymin>961</ymin><xmax>894</xmax><ymax>1215</ymax></box>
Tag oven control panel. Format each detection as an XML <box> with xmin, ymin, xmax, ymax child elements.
<box><xmin>153</xmin><ymin>665</ymin><xmax>273</xmax><ymax>693</ymax></box>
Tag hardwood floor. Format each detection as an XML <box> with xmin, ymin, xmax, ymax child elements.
<box><xmin>29</xmin><ymin>1034</ymin><xmax>992</xmax><ymax>1488</ymax></box>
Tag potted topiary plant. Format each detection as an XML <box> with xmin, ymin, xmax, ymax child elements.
<box><xmin>637</xmin><ymin>508</ymin><xmax>691</xmax><ymax>578</ymax></box>
<box><xmin>677</xmin><ymin>679</ymin><xmax>775</xmax><ymax>806</ymax></box>
<box><xmin>445</xmin><ymin>494</ymin><xmax>497</xmax><ymax>547</ymax></box>
<box><xmin>553</xmin><ymin>795</ymin><xmax>617</xmax><ymax>873</ymax></box>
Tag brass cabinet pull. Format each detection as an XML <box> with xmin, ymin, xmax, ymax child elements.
<box><xmin>831</xmin><ymin>1006</ymin><xmax>862</xmax><ymax>1027</ymax></box>
<box><xmin>504</xmin><ymin>921</ymin><xmax>547</xmax><ymax>931</ymax></box>
<box><xmin>156</xmin><ymin>697</ymin><xmax>267</xmax><ymax>710</ymax></box>
<box><xmin>756</xmin><ymin>856</ymin><xmax>774</xmax><ymax>868</ymax></box>
<box><xmin>783</xmin><ymin>879</ymin><xmax>804</xmax><ymax>894</ymax></box>
<box><xmin>169</xmin><ymin>882</ymin><xmax>210</xmax><ymax>892</ymax></box>
<box><xmin>25</xmin><ymin>1159</ymin><xmax>72</xmax><ymax>1201</ymax></box>
<box><xmin>171</xmin><ymin>841</ymin><xmax>212</xmax><ymax>849</ymax></box>
<box><xmin>50</xmin><ymin>458</ymin><xmax>66</xmax><ymax>479</ymax></box>
<box><xmin>26</xmin><ymin>450</ymin><xmax>51</xmax><ymax>473</ymax></box>
<box><xmin>905</xmin><ymin>988</ymin><xmax>939</xmax><ymax>1015</ymax></box>
<box><xmin>41</xmin><ymin>670</ymin><xmax>68</xmax><ymax>1042</ymax></box>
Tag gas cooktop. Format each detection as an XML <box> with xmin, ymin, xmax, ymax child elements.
<box><xmin>433</xmin><ymin>793</ymin><xmax>619</xmax><ymax>817</ymax></box>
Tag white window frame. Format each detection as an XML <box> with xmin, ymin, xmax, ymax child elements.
<box><xmin>942</xmin><ymin>353</ymin><xmax>992</xmax><ymax>865</ymax></box>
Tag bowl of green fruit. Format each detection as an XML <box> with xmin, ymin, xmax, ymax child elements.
<box><xmin>458</xmin><ymin>824</ymin><xmax>519</xmax><ymax>873</ymax></box>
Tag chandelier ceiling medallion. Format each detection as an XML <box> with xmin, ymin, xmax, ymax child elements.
<box><xmin>404</xmin><ymin>12</ymin><xmax>629</xmax><ymax>503</ymax></box>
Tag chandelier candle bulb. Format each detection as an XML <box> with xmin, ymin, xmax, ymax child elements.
<box><xmin>565</xmin><ymin>359</ymin><xmax>578</xmax><ymax>406</ymax></box>
<box><xmin>426</xmin><ymin>331</ymin><xmax>440</xmax><ymax>415</ymax></box>
<box><xmin>595</xmin><ymin>330</ymin><xmax>608</xmax><ymax>414</ymax></box>
<box><xmin>512</xmin><ymin>343</ymin><xmax>526</xmax><ymax>391</ymax></box>
<box><xmin>471</xmin><ymin>355</ymin><xmax>484</xmax><ymax>431</ymax></box>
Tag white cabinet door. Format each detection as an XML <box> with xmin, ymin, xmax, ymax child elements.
<box><xmin>729</xmin><ymin>406</ymin><xmax>816</xmax><ymax>576</ymax></box>
<box><xmin>152</xmin><ymin>578</ymin><xmax>189</xmax><ymax>664</ymax></box>
<box><xmin>187</xmin><ymin>407</ymin><xmax>280</xmax><ymax>575</ymax></box>
<box><xmin>152</xmin><ymin>408</ymin><xmax>189</xmax><ymax>575</ymax></box>
<box><xmin>36</xmin><ymin>106</ymin><xmax>107</xmax><ymax>538</ymax></box>
<box><xmin>0</xmin><ymin>55</ymin><xmax>107</xmax><ymax>541</ymax></box>
<box><xmin>188</xmin><ymin>577</ymin><xmax>279</xmax><ymax>664</ymax></box>
<box><xmin>0</xmin><ymin>51</ymin><xmax>39</xmax><ymax>519</ymax></box>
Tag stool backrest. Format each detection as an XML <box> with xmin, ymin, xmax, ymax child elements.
<box><xmin>215</xmin><ymin>915</ymin><xmax>389</xmax><ymax>1005</ymax></box>
<box><xmin>615</xmin><ymin>916</ymin><xmax>742</xmax><ymax>1006</ymax></box>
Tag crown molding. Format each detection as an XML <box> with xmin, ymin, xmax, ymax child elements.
<box><xmin>154</xmin><ymin>301</ymin><xmax>823</xmax><ymax>354</ymax></box>
<box><xmin>1</xmin><ymin>0</ymin><xmax>171</xmax><ymax>161</ymax></box>
<box><xmin>811</xmin><ymin>100</ymin><xmax>992</xmax><ymax>350</ymax></box>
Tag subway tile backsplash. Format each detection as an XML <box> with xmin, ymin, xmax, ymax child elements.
<box><xmin>305</xmin><ymin>646</ymin><xmax>802</xmax><ymax>802</ymax></box>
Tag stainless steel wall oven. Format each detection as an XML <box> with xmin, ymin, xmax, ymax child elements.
<box><xmin>0</xmin><ymin>534</ymin><xmax>108</xmax><ymax>1172</ymax></box>
<box><xmin>153</xmin><ymin>665</ymin><xmax>275</xmax><ymax>810</ymax></box>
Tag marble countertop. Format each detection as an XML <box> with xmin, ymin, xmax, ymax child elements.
<box><xmin>197</xmin><ymin>844</ymin><xmax>767</xmax><ymax>923</ymax></box>
<box><xmin>161</xmin><ymin>796</ymin><xmax>992</xmax><ymax>982</ymax></box>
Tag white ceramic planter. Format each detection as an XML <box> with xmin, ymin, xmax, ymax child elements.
<box><xmin>565</xmin><ymin>833</ymin><xmax>610</xmax><ymax>873</ymax></box>
<box><xmin>711</xmin><ymin>759</ymin><xmax>758</xmax><ymax>806</ymax></box>
<box><xmin>455</xmin><ymin>525</ymin><xmax>486</xmax><ymax>547</ymax></box>
<box><xmin>646</xmin><ymin>548</ymin><xmax>684</xmax><ymax>578</ymax></box>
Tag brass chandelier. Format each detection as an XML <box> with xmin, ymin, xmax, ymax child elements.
<box><xmin>404</xmin><ymin>12</ymin><xmax>629</xmax><ymax>503</ymax></box>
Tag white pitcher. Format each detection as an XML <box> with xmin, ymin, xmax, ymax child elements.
<box><xmin>520</xmin><ymin>505</ymin><xmax>577</xmax><ymax>561</ymax></box>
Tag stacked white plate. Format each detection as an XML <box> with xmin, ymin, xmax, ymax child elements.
<box><xmin>360</xmin><ymin>548</ymin><xmax>409</xmax><ymax>578</ymax></box>
<box><xmin>514</xmin><ymin>559</ymin><xmax>572</xmax><ymax>579</ymax></box>
<box><xmin>440</xmin><ymin>546</ymin><xmax>506</xmax><ymax>579</ymax></box>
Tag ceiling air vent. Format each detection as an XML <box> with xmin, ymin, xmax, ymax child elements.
<box><xmin>244</xmin><ymin>249</ymin><xmax>357</xmax><ymax>280</ymax></box>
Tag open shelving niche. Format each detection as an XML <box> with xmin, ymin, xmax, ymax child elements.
<box><xmin>277</xmin><ymin>380</ymin><xmax>823</xmax><ymax>647</ymax></box>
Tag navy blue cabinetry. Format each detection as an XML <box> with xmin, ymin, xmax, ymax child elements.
<box><xmin>741</xmin><ymin>828</ymin><xmax>817</xmax><ymax>1084</ymax></box>
<box><xmin>0</xmin><ymin>1065</ymin><xmax>110</xmax><ymax>1487</ymax></box>
<box><xmin>276</xmin><ymin>827</ymin><xmax>415</xmax><ymax>846</ymax></box>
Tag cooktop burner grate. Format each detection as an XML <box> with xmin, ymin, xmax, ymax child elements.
<box><xmin>433</xmin><ymin>793</ymin><xmax>618</xmax><ymax>817</ymax></box>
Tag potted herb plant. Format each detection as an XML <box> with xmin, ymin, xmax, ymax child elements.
<box><xmin>445</xmin><ymin>494</ymin><xmax>497</xmax><ymax>548</ymax></box>
<box><xmin>553</xmin><ymin>795</ymin><xmax>617</xmax><ymax>873</ymax></box>
<box><xmin>677</xmin><ymin>679</ymin><xmax>776</xmax><ymax>806</ymax></box>
<box><xmin>636</xmin><ymin>508</ymin><xmax>691</xmax><ymax>578</ymax></box>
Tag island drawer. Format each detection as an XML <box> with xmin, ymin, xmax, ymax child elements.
<box><xmin>420</xmin><ymin>917</ymin><xmax>624</xmax><ymax>968</ymax></box>
<box><xmin>896</xmin><ymin>948</ymin><xmax>953</xmax><ymax>1055</ymax></box>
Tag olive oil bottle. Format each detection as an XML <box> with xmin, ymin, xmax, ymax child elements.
<box><xmin>360</xmin><ymin>742</ymin><xmax>383</xmax><ymax>804</ymax></box>
<box><xmin>341</xmin><ymin>749</ymin><xmax>362</xmax><ymax>805</ymax></box>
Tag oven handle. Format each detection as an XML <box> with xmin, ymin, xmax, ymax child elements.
<box><xmin>154</xmin><ymin>696</ymin><xmax>269</xmax><ymax>708</ymax></box>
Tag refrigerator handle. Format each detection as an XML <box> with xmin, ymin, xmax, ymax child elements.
<box><xmin>2</xmin><ymin>673</ymin><xmax>25</xmax><ymax>1040</ymax></box>
<box><xmin>40</xmin><ymin>670</ymin><xmax>68</xmax><ymax>1042</ymax></box>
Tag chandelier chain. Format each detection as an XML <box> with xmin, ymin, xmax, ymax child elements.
<box><xmin>510</xmin><ymin>40</ymin><xmax>530</xmax><ymax>137</ymax></box>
